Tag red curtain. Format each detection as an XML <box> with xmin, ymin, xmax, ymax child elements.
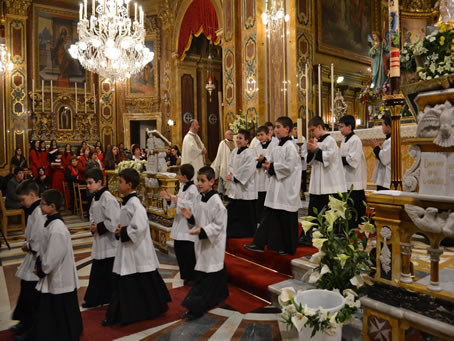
<box><xmin>178</xmin><ymin>0</ymin><xmax>220</xmax><ymax>60</ymax></box>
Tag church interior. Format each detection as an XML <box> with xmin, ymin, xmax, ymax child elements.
<box><xmin>1</xmin><ymin>0</ymin><xmax>454</xmax><ymax>340</ymax></box>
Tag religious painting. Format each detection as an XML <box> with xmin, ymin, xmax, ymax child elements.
<box><xmin>33</xmin><ymin>5</ymin><xmax>89</xmax><ymax>89</ymax></box>
<box><xmin>317</xmin><ymin>0</ymin><xmax>373</xmax><ymax>64</ymax></box>
<box><xmin>402</xmin><ymin>16</ymin><xmax>428</xmax><ymax>45</ymax></box>
<box><xmin>126</xmin><ymin>37</ymin><xmax>159</xmax><ymax>100</ymax></box>
<box><xmin>57</xmin><ymin>105</ymin><xmax>73</xmax><ymax>131</ymax></box>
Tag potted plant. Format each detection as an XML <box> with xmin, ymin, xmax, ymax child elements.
<box><xmin>279</xmin><ymin>191</ymin><xmax>375</xmax><ymax>340</ymax></box>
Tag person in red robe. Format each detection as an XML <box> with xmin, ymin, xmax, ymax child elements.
<box><xmin>39</xmin><ymin>141</ymin><xmax>49</xmax><ymax>176</ymax></box>
<box><xmin>29</xmin><ymin>140</ymin><xmax>41</xmax><ymax>178</ymax></box>
<box><xmin>50</xmin><ymin>151</ymin><xmax>65</xmax><ymax>195</ymax></box>
<box><xmin>62</xmin><ymin>144</ymin><xmax>73</xmax><ymax>167</ymax></box>
<box><xmin>77</xmin><ymin>146</ymin><xmax>90</xmax><ymax>183</ymax></box>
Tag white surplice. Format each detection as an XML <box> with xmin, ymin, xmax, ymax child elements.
<box><xmin>265</xmin><ymin>138</ymin><xmax>302</xmax><ymax>212</ymax></box>
<box><xmin>35</xmin><ymin>218</ymin><xmax>79</xmax><ymax>294</ymax></box>
<box><xmin>181</xmin><ymin>131</ymin><xmax>205</xmax><ymax>179</ymax></box>
<box><xmin>254</xmin><ymin>140</ymin><xmax>275</xmax><ymax>193</ymax></box>
<box><xmin>170</xmin><ymin>183</ymin><xmax>200</xmax><ymax>242</ymax></box>
<box><xmin>372</xmin><ymin>136</ymin><xmax>391</xmax><ymax>189</ymax></box>
<box><xmin>89</xmin><ymin>189</ymin><xmax>120</xmax><ymax>260</ymax></box>
<box><xmin>308</xmin><ymin>134</ymin><xmax>347</xmax><ymax>195</ymax></box>
<box><xmin>227</xmin><ymin>147</ymin><xmax>256</xmax><ymax>200</ymax></box>
<box><xmin>113</xmin><ymin>194</ymin><xmax>160</xmax><ymax>276</ymax></box>
<box><xmin>16</xmin><ymin>203</ymin><xmax>46</xmax><ymax>281</ymax></box>
<box><xmin>340</xmin><ymin>134</ymin><xmax>367</xmax><ymax>190</ymax></box>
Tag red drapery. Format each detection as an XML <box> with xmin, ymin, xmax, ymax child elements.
<box><xmin>178</xmin><ymin>0</ymin><xmax>220</xmax><ymax>60</ymax></box>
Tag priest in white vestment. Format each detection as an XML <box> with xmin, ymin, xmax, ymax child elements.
<box><xmin>210</xmin><ymin>129</ymin><xmax>235</xmax><ymax>196</ymax></box>
<box><xmin>181</xmin><ymin>119</ymin><xmax>207</xmax><ymax>180</ymax></box>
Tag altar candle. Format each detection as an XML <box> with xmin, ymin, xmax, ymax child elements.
<box><xmin>318</xmin><ymin>64</ymin><xmax>321</xmax><ymax>118</ymax></box>
<box><xmin>331</xmin><ymin>63</ymin><xmax>334</xmax><ymax>131</ymax></box>
<box><xmin>92</xmin><ymin>0</ymin><xmax>95</xmax><ymax>16</ymax></box>
<box><xmin>84</xmin><ymin>0</ymin><xmax>87</xmax><ymax>18</ymax></box>
<box><xmin>50</xmin><ymin>80</ymin><xmax>53</xmax><ymax>112</ymax></box>
<box><xmin>32</xmin><ymin>79</ymin><xmax>35</xmax><ymax>112</ymax></box>
<box><xmin>80</xmin><ymin>3</ymin><xmax>83</xmax><ymax>20</ymax></box>
<box><xmin>134</xmin><ymin>3</ymin><xmax>137</xmax><ymax>22</ymax></box>
<box><xmin>297</xmin><ymin>118</ymin><xmax>303</xmax><ymax>144</ymax></box>
<box><xmin>41</xmin><ymin>80</ymin><xmax>44</xmax><ymax>112</ymax></box>
<box><xmin>305</xmin><ymin>64</ymin><xmax>308</xmax><ymax>138</ymax></box>
<box><xmin>75</xmin><ymin>82</ymin><xmax>78</xmax><ymax>113</ymax></box>
<box><xmin>84</xmin><ymin>82</ymin><xmax>87</xmax><ymax>114</ymax></box>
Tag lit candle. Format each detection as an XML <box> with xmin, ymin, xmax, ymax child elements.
<box><xmin>331</xmin><ymin>63</ymin><xmax>334</xmax><ymax>131</ymax></box>
<box><xmin>75</xmin><ymin>82</ymin><xmax>78</xmax><ymax>113</ymax></box>
<box><xmin>297</xmin><ymin>118</ymin><xmax>303</xmax><ymax>144</ymax></box>
<box><xmin>84</xmin><ymin>0</ymin><xmax>87</xmax><ymax>18</ymax></box>
<box><xmin>80</xmin><ymin>3</ymin><xmax>83</xmax><ymax>20</ymax></box>
<box><xmin>140</xmin><ymin>7</ymin><xmax>143</xmax><ymax>24</ymax></box>
<box><xmin>50</xmin><ymin>80</ymin><xmax>53</xmax><ymax>112</ymax></box>
<box><xmin>84</xmin><ymin>82</ymin><xmax>87</xmax><ymax>114</ymax></box>
<box><xmin>32</xmin><ymin>79</ymin><xmax>35</xmax><ymax>112</ymax></box>
<box><xmin>92</xmin><ymin>0</ymin><xmax>95</xmax><ymax>16</ymax></box>
<box><xmin>134</xmin><ymin>3</ymin><xmax>137</xmax><ymax>22</ymax></box>
<box><xmin>305</xmin><ymin>64</ymin><xmax>309</xmax><ymax>138</ymax></box>
<box><xmin>42</xmin><ymin>80</ymin><xmax>44</xmax><ymax>112</ymax></box>
<box><xmin>318</xmin><ymin>64</ymin><xmax>321</xmax><ymax>118</ymax></box>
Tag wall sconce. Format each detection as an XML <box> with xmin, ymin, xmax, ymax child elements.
<box><xmin>336</xmin><ymin>76</ymin><xmax>344</xmax><ymax>84</ymax></box>
<box><xmin>167</xmin><ymin>119</ymin><xmax>175</xmax><ymax>126</ymax></box>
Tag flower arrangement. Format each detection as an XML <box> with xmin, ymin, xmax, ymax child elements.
<box><xmin>116</xmin><ymin>160</ymin><xmax>147</xmax><ymax>174</ymax></box>
<box><xmin>370</xmin><ymin>104</ymin><xmax>413</xmax><ymax>121</ymax></box>
<box><xmin>400</xmin><ymin>42</ymin><xmax>417</xmax><ymax>73</ymax></box>
<box><xmin>359</xmin><ymin>81</ymin><xmax>389</xmax><ymax>105</ymax></box>
<box><xmin>229</xmin><ymin>110</ymin><xmax>256</xmax><ymax>134</ymax></box>
<box><xmin>280</xmin><ymin>192</ymin><xmax>375</xmax><ymax>336</ymax></box>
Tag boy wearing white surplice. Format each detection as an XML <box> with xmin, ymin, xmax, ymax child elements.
<box><xmin>299</xmin><ymin>116</ymin><xmax>347</xmax><ymax>246</ymax></box>
<box><xmin>180</xmin><ymin>167</ymin><xmax>229</xmax><ymax>321</ymax></box>
<box><xmin>254</xmin><ymin>125</ymin><xmax>275</xmax><ymax>224</ymax></box>
<box><xmin>245</xmin><ymin>117</ymin><xmax>302</xmax><ymax>255</ymax></box>
<box><xmin>103</xmin><ymin>168</ymin><xmax>170</xmax><ymax>326</ymax></box>
<box><xmin>83</xmin><ymin>168</ymin><xmax>120</xmax><ymax>308</ymax></box>
<box><xmin>226</xmin><ymin>129</ymin><xmax>257</xmax><ymax>238</ymax></box>
<box><xmin>10</xmin><ymin>180</ymin><xmax>46</xmax><ymax>337</ymax></box>
<box><xmin>33</xmin><ymin>189</ymin><xmax>83</xmax><ymax>340</ymax></box>
<box><xmin>368</xmin><ymin>114</ymin><xmax>392</xmax><ymax>191</ymax></box>
<box><xmin>160</xmin><ymin>164</ymin><xmax>199</xmax><ymax>285</ymax></box>
<box><xmin>339</xmin><ymin>115</ymin><xmax>367</xmax><ymax>228</ymax></box>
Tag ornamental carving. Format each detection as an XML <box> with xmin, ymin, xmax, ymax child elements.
<box><xmin>402</xmin><ymin>145</ymin><xmax>421</xmax><ymax>192</ymax></box>
<box><xmin>401</xmin><ymin>0</ymin><xmax>435</xmax><ymax>12</ymax></box>
<box><xmin>404</xmin><ymin>205</ymin><xmax>454</xmax><ymax>237</ymax></box>
<box><xmin>5</xmin><ymin>0</ymin><xmax>32</xmax><ymax>16</ymax></box>
<box><xmin>416</xmin><ymin>100</ymin><xmax>454</xmax><ymax>147</ymax></box>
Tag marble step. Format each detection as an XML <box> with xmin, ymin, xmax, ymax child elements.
<box><xmin>166</xmin><ymin>239</ymin><xmax>175</xmax><ymax>258</ymax></box>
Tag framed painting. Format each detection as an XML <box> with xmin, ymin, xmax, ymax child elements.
<box><xmin>317</xmin><ymin>0</ymin><xmax>374</xmax><ymax>64</ymax></box>
<box><xmin>401</xmin><ymin>12</ymin><xmax>430</xmax><ymax>45</ymax></box>
<box><xmin>56</xmin><ymin>104</ymin><xmax>73</xmax><ymax>131</ymax></box>
<box><xmin>33</xmin><ymin>4</ymin><xmax>91</xmax><ymax>90</ymax></box>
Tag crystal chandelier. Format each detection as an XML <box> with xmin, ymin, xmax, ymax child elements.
<box><xmin>0</xmin><ymin>44</ymin><xmax>13</xmax><ymax>73</ymax></box>
<box><xmin>69</xmin><ymin>0</ymin><xmax>154</xmax><ymax>81</ymax></box>
<box><xmin>261</xmin><ymin>0</ymin><xmax>289</xmax><ymax>32</ymax></box>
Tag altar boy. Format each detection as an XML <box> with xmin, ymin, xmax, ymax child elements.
<box><xmin>181</xmin><ymin>166</ymin><xmax>229</xmax><ymax>320</ymax></box>
<box><xmin>299</xmin><ymin>116</ymin><xmax>347</xmax><ymax>245</ymax></box>
<box><xmin>83</xmin><ymin>168</ymin><xmax>120</xmax><ymax>308</ymax></box>
<box><xmin>103</xmin><ymin>168</ymin><xmax>170</xmax><ymax>326</ymax></box>
<box><xmin>245</xmin><ymin>117</ymin><xmax>302</xmax><ymax>255</ymax></box>
<box><xmin>339</xmin><ymin>115</ymin><xmax>367</xmax><ymax>227</ymax></box>
<box><xmin>11</xmin><ymin>180</ymin><xmax>46</xmax><ymax>336</ymax></box>
<box><xmin>33</xmin><ymin>189</ymin><xmax>83</xmax><ymax>340</ymax></box>
<box><xmin>226</xmin><ymin>129</ymin><xmax>257</xmax><ymax>238</ymax></box>
<box><xmin>369</xmin><ymin>114</ymin><xmax>392</xmax><ymax>190</ymax></box>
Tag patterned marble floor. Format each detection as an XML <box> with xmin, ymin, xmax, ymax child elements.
<box><xmin>0</xmin><ymin>215</ymin><xmax>299</xmax><ymax>341</ymax></box>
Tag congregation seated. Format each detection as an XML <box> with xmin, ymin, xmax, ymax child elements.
<box><xmin>36</xmin><ymin>167</ymin><xmax>50</xmax><ymax>195</ymax></box>
<box><xmin>103</xmin><ymin>145</ymin><xmax>121</xmax><ymax>170</ymax></box>
<box><xmin>5</xmin><ymin>167</ymin><xmax>25</xmax><ymax>209</ymax></box>
<box><xmin>10</xmin><ymin>147</ymin><xmax>27</xmax><ymax>169</ymax></box>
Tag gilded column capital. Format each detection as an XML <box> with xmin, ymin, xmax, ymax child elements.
<box><xmin>5</xmin><ymin>0</ymin><xmax>32</xmax><ymax>17</ymax></box>
<box><xmin>158</xmin><ymin>0</ymin><xmax>173</xmax><ymax>29</ymax></box>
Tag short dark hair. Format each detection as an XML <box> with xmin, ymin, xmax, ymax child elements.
<box><xmin>339</xmin><ymin>115</ymin><xmax>356</xmax><ymax>130</ymax></box>
<box><xmin>198</xmin><ymin>166</ymin><xmax>215</xmax><ymax>181</ymax></box>
<box><xmin>383</xmin><ymin>113</ymin><xmax>392</xmax><ymax>127</ymax></box>
<box><xmin>14</xmin><ymin>167</ymin><xmax>24</xmax><ymax>175</ymax></box>
<box><xmin>264</xmin><ymin>121</ymin><xmax>274</xmax><ymax>128</ymax></box>
<box><xmin>86</xmin><ymin>168</ymin><xmax>104</xmax><ymax>184</ymax></box>
<box><xmin>308</xmin><ymin>116</ymin><xmax>325</xmax><ymax>129</ymax></box>
<box><xmin>133</xmin><ymin>145</ymin><xmax>141</xmax><ymax>153</ymax></box>
<box><xmin>276</xmin><ymin>116</ymin><xmax>293</xmax><ymax>130</ymax></box>
<box><xmin>119</xmin><ymin>168</ymin><xmax>140</xmax><ymax>189</ymax></box>
<box><xmin>257</xmin><ymin>125</ymin><xmax>268</xmax><ymax>134</ymax></box>
<box><xmin>70</xmin><ymin>156</ymin><xmax>78</xmax><ymax>162</ymax></box>
<box><xmin>237</xmin><ymin>129</ymin><xmax>251</xmax><ymax>142</ymax></box>
<box><xmin>41</xmin><ymin>189</ymin><xmax>63</xmax><ymax>210</ymax></box>
<box><xmin>16</xmin><ymin>179</ymin><xmax>40</xmax><ymax>196</ymax></box>
<box><xmin>179</xmin><ymin>163</ymin><xmax>194</xmax><ymax>180</ymax></box>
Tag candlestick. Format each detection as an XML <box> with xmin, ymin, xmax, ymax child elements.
<box><xmin>32</xmin><ymin>79</ymin><xmax>35</xmax><ymax>112</ymax></box>
<box><xmin>75</xmin><ymin>82</ymin><xmax>78</xmax><ymax>113</ymax></box>
<box><xmin>104</xmin><ymin>0</ymin><xmax>106</xmax><ymax>13</ymax></box>
<box><xmin>305</xmin><ymin>64</ymin><xmax>309</xmax><ymax>138</ymax></box>
<box><xmin>50</xmin><ymin>80</ymin><xmax>53</xmax><ymax>112</ymax></box>
<box><xmin>318</xmin><ymin>64</ymin><xmax>321</xmax><ymax>118</ymax></box>
<box><xmin>42</xmin><ymin>80</ymin><xmax>44</xmax><ymax>112</ymax></box>
<box><xmin>331</xmin><ymin>63</ymin><xmax>334</xmax><ymax>131</ymax></box>
<box><xmin>84</xmin><ymin>82</ymin><xmax>87</xmax><ymax>114</ymax></box>
<box><xmin>297</xmin><ymin>118</ymin><xmax>303</xmax><ymax>144</ymax></box>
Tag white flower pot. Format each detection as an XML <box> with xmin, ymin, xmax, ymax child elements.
<box><xmin>294</xmin><ymin>289</ymin><xmax>345</xmax><ymax>341</ymax></box>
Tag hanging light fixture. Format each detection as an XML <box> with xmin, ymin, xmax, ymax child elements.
<box><xmin>69</xmin><ymin>0</ymin><xmax>154</xmax><ymax>81</ymax></box>
<box><xmin>205</xmin><ymin>41</ymin><xmax>215</xmax><ymax>101</ymax></box>
<box><xmin>261</xmin><ymin>0</ymin><xmax>289</xmax><ymax>32</ymax></box>
<box><xmin>0</xmin><ymin>44</ymin><xmax>13</xmax><ymax>73</ymax></box>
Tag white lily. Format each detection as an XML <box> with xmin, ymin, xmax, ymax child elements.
<box><xmin>312</xmin><ymin>238</ymin><xmax>328</xmax><ymax>250</ymax></box>
<box><xmin>301</xmin><ymin>219</ymin><xmax>318</xmax><ymax>233</ymax></box>
<box><xmin>318</xmin><ymin>307</ymin><xmax>328</xmax><ymax>321</ymax></box>
<box><xmin>303</xmin><ymin>304</ymin><xmax>316</xmax><ymax>316</ymax></box>
<box><xmin>350</xmin><ymin>275</ymin><xmax>364</xmax><ymax>288</ymax></box>
<box><xmin>328</xmin><ymin>196</ymin><xmax>346</xmax><ymax>218</ymax></box>
<box><xmin>279</xmin><ymin>287</ymin><xmax>296</xmax><ymax>305</ymax></box>
<box><xmin>309</xmin><ymin>252</ymin><xmax>323</xmax><ymax>265</ymax></box>
<box><xmin>343</xmin><ymin>288</ymin><xmax>358</xmax><ymax>297</ymax></box>
<box><xmin>320</xmin><ymin>264</ymin><xmax>331</xmax><ymax>275</ymax></box>
<box><xmin>335</xmin><ymin>254</ymin><xmax>350</xmax><ymax>269</ymax></box>
<box><xmin>324</xmin><ymin>210</ymin><xmax>338</xmax><ymax>231</ymax></box>
<box><xmin>358</xmin><ymin>221</ymin><xmax>375</xmax><ymax>237</ymax></box>
<box><xmin>308</xmin><ymin>270</ymin><xmax>321</xmax><ymax>283</ymax></box>
<box><xmin>291</xmin><ymin>313</ymin><xmax>308</xmax><ymax>332</ymax></box>
<box><xmin>312</xmin><ymin>230</ymin><xmax>323</xmax><ymax>239</ymax></box>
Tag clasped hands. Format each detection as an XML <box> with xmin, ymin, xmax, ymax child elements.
<box><xmin>307</xmin><ymin>138</ymin><xmax>318</xmax><ymax>152</ymax></box>
<box><xmin>180</xmin><ymin>207</ymin><xmax>201</xmax><ymax>235</ymax></box>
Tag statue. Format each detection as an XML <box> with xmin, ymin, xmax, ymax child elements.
<box><xmin>416</xmin><ymin>100</ymin><xmax>454</xmax><ymax>147</ymax></box>
<box><xmin>368</xmin><ymin>31</ymin><xmax>389</xmax><ymax>90</ymax></box>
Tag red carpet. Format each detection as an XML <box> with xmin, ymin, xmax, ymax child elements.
<box><xmin>0</xmin><ymin>284</ymin><xmax>266</xmax><ymax>341</ymax></box>
<box><xmin>226</xmin><ymin>238</ymin><xmax>317</xmax><ymax>275</ymax></box>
